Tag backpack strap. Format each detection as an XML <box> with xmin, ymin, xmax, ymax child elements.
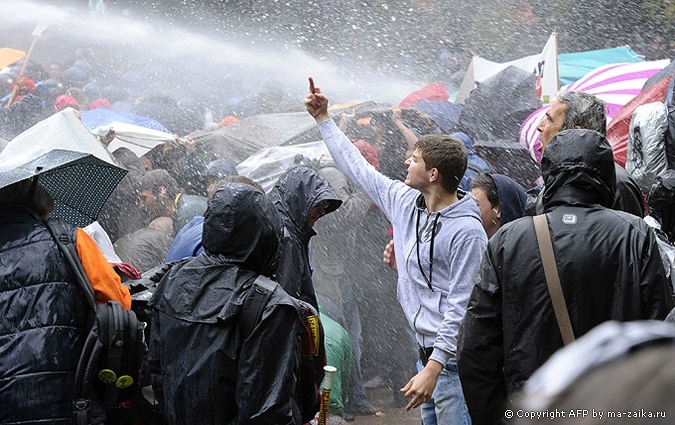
<box><xmin>44</xmin><ymin>220</ymin><xmax>99</xmax><ymax>425</ymax></box>
<box><xmin>102</xmin><ymin>300</ymin><xmax>126</xmax><ymax>406</ymax></box>
<box><xmin>240</xmin><ymin>276</ymin><xmax>277</xmax><ymax>338</ymax></box>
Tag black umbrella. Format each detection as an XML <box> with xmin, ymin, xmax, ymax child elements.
<box><xmin>473</xmin><ymin>139</ymin><xmax>541</xmax><ymax>190</ymax></box>
<box><xmin>457</xmin><ymin>65</ymin><xmax>541</xmax><ymax>142</ymax></box>
<box><xmin>0</xmin><ymin>149</ymin><xmax>127</xmax><ymax>227</ymax></box>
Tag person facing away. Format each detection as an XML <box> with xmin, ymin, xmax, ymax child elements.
<box><xmin>147</xmin><ymin>182</ymin><xmax>305</xmax><ymax>425</ymax></box>
<box><xmin>528</xmin><ymin>90</ymin><xmax>645</xmax><ymax>217</ymax></box>
<box><xmin>470</xmin><ymin>172</ymin><xmax>527</xmax><ymax>239</ymax></box>
<box><xmin>457</xmin><ymin>129</ymin><xmax>674</xmax><ymax>425</ymax></box>
<box><xmin>164</xmin><ymin>175</ymin><xmax>264</xmax><ymax>263</ymax></box>
<box><xmin>273</xmin><ymin>165</ymin><xmax>342</xmax><ymax>310</ymax></box>
<box><xmin>0</xmin><ymin>179</ymin><xmax>131</xmax><ymax>424</ymax></box>
<box><xmin>306</xmin><ymin>77</ymin><xmax>487</xmax><ymax>425</ymax></box>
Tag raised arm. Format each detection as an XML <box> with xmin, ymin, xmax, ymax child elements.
<box><xmin>305</xmin><ymin>77</ymin><xmax>331</xmax><ymax>124</ymax></box>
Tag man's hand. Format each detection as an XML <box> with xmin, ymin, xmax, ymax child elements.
<box><xmin>383</xmin><ymin>239</ymin><xmax>397</xmax><ymax>271</ymax></box>
<box><xmin>400</xmin><ymin>360</ymin><xmax>443</xmax><ymax>410</ymax></box>
<box><xmin>305</xmin><ymin>77</ymin><xmax>330</xmax><ymax>123</ymax></box>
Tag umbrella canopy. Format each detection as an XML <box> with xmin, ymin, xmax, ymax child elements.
<box><xmin>237</xmin><ymin>140</ymin><xmax>331</xmax><ymax>192</ymax></box>
<box><xmin>558</xmin><ymin>46</ymin><xmax>645</xmax><ymax>87</ymax></box>
<box><xmin>188</xmin><ymin>111</ymin><xmax>321</xmax><ymax>164</ymax></box>
<box><xmin>606</xmin><ymin>76</ymin><xmax>674</xmax><ymax>167</ymax></box>
<box><xmin>0</xmin><ymin>47</ymin><xmax>25</xmax><ymax>69</ymax></box>
<box><xmin>0</xmin><ymin>149</ymin><xmax>127</xmax><ymax>227</ymax></box>
<box><xmin>80</xmin><ymin>108</ymin><xmax>171</xmax><ymax>133</ymax></box>
<box><xmin>0</xmin><ymin>108</ymin><xmax>127</xmax><ymax>227</ymax></box>
<box><xmin>457</xmin><ymin>65</ymin><xmax>540</xmax><ymax>143</ymax></box>
<box><xmin>410</xmin><ymin>99</ymin><xmax>463</xmax><ymax>134</ymax></box>
<box><xmin>399</xmin><ymin>82</ymin><xmax>449</xmax><ymax>108</ymax></box>
<box><xmin>473</xmin><ymin>139</ymin><xmax>541</xmax><ymax>190</ymax></box>
<box><xmin>92</xmin><ymin>121</ymin><xmax>177</xmax><ymax>156</ymax></box>
<box><xmin>519</xmin><ymin>59</ymin><xmax>671</xmax><ymax>163</ymax></box>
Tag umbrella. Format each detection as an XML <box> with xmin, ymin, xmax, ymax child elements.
<box><xmin>473</xmin><ymin>139</ymin><xmax>541</xmax><ymax>190</ymax></box>
<box><xmin>80</xmin><ymin>108</ymin><xmax>171</xmax><ymax>133</ymax></box>
<box><xmin>0</xmin><ymin>108</ymin><xmax>127</xmax><ymax>227</ymax></box>
<box><xmin>606</xmin><ymin>76</ymin><xmax>674</xmax><ymax>167</ymax></box>
<box><xmin>399</xmin><ymin>82</ymin><xmax>449</xmax><ymax>108</ymax></box>
<box><xmin>519</xmin><ymin>59</ymin><xmax>671</xmax><ymax>163</ymax></box>
<box><xmin>237</xmin><ymin>140</ymin><xmax>331</xmax><ymax>192</ymax></box>
<box><xmin>0</xmin><ymin>149</ymin><xmax>127</xmax><ymax>227</ymax></box>
<box><xmin>456</xmin><ymin>65</ymin><xmax>540</xmax><ymax>143</ymax></box>
<box><xmin>0</xmin><ymin>47</ymin><xmax>25</xmax><ymax>69</ymax></box>
<box><xmin>410</xmin><ymin>99</ymin><xmax>463</xmax><ymax>134</ymax></box>
<box><xmin>188</xmin><ymin>111</ymin><xmax>321</xmax><ymax>164</ymax></box>
<box><xmin>92</xmin><ymin>121</ymin><xmax>177</xmax><ymax>156</ymax></box>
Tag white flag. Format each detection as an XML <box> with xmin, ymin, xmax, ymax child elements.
<box><xmin>537</xmin><ymin>31</ymin><xmax>559</xmax><ymax>104</ymax></box>
<box><xmin>31</xmin><ymin>20</ymin><xmax>48</xmax><ymax>37</ymax></box>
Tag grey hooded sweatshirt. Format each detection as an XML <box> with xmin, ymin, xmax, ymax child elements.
<box><xmin>319</xmin><ymin>119</ymin><xmax>487</xmax><ymax>366</ymax></box>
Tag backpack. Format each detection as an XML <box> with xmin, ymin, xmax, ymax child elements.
<box><xmin>241</xmin><ymin>276</ymin><xmax>326</xmax><ymax>423</ymax></box>
<box><xmin>45</xmin><ymin>220</ymin><xmax>147</xmax><ymax>425</ymax></box>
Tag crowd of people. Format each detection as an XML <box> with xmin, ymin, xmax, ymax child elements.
<box><xmin>3</xmin><ymin>50</ymin><xmax>675</xmax><ymax>425</ymax></box>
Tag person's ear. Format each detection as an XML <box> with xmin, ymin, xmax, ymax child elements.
<box><xmin>429</xmin><ymin>168</ymin><xmax>439</xmax><ymax>182</ymax></box>
<box><xmin>493</xmin><ymin>206</ymin><xmax>501</xmax><ymax>219</ymax></box>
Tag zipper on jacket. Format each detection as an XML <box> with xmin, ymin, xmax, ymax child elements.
<box><xmin>413</xmin><ymin>304</ymin><xmax>422</xmax><ymax>333</ymax></box>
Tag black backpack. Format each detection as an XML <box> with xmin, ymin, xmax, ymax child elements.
<box><xmin>241</xmin><ymin>276</ymin><xmax>326</xmax><ymax>423</ymax></box>
<box><xmin>45</xmin><ymin>220</ymin><xmax>147</xmax><ymax>425</ymax></box>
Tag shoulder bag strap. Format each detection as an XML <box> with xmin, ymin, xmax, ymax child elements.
<box><xmin>533</xmin><ymin>214</ymin><xmax>575</xmax><ymax>346</ymax></box>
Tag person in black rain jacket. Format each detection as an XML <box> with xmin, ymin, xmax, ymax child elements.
<box><xmin>147</xmin><ymin>182</ymin><xmax>304</xmax><ymax>425</ymax></box>
<box><xmin>457</xmin><ymin>129</ymin><xmax>674</xmax><ymax>425</ymax></box>
<box><xmin>273</xmin><ymin>165</ymin><xmax>342</xmax><ymax>310</ymax></box>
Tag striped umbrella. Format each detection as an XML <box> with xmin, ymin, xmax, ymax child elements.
<box><xmin>518</xmin><ymin>59</ymin><xmax>670</xmax><ymax>164</ymax></box>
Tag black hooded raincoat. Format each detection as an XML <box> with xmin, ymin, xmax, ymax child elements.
<box><xmin>273</xmin><ymin>166</ymin><xmax>342</xmax><ymax>309</ymax></box>
<box><xmin>148</xmin><ymin>183</ymin><xmax>304</xmax><ymax>425</ymax></box>
<box><xmin>457</xmin><ymin>130</ymin><xmax>674</xmax><ymax>425</ymax></box>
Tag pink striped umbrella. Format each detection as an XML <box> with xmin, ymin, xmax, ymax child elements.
<box><xmin>518</xmin><ymin>59</ymin><xmax>670</xmax><ymax>164</ymax></box>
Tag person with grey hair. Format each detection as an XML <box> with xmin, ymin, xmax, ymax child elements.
<box><xmin>457</xmin><ymin>129</ymin><xmax>673</xmax><ymax>425</ymax></box>
<box><xmin>527</xmin><ymin>90</ymin><xmax>645</xmax><ymax>217</ymax></box>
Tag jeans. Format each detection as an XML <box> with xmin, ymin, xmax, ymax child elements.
<box><xmin>417</xmin><ymin>358</ymin><xmax>471</xmax><ymax>425</ymax></box>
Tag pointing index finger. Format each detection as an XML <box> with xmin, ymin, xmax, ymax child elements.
<box><xmin>309</xmin><ymin>77</ymin><xmax>316</xmax><ymax>94</ymax></box>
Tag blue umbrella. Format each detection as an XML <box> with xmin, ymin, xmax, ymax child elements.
<box><xmin>81</xmin><ymin>108</ymin><xmax>171</xmax><ymax>133</ymax></box>
<box><xmin>411</xmin><ymin>99</ymin><xmax>463</xmax><ymax>134</ymax></box>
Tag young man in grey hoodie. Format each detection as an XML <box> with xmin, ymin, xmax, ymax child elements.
<box><xmin>305</xmin><ymin>78</ymin><xmax>487</xmax><ymax>425</ymax></box>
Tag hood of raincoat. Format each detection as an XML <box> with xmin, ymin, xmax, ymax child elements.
<box><xmin>491</xmin><ymin>173</ymin><xmax>527</xmax><ymax>226</ymax></box>
<box><xmin>202</xmin><ymin>182</ymin><xmax>282</xmax><ymax>275</ymax></box>
<box><xmin>274</xmin><ymin>166</ymin><xmax>342</xmax><ymax>241</ymax></box>
<box><xmin>542</xmin><ymin>129</ymin><xmax>616</xmax><ymax>210</ymax></box>
<box><xmin>151</xmin><ymin>183</ymin><xmax>282</xmax><ymax>323</ymax></box>
<box><xmin>648</xmin><ymin>169</ymin><xmax>675</xmax><ymax>241</ymax></box>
